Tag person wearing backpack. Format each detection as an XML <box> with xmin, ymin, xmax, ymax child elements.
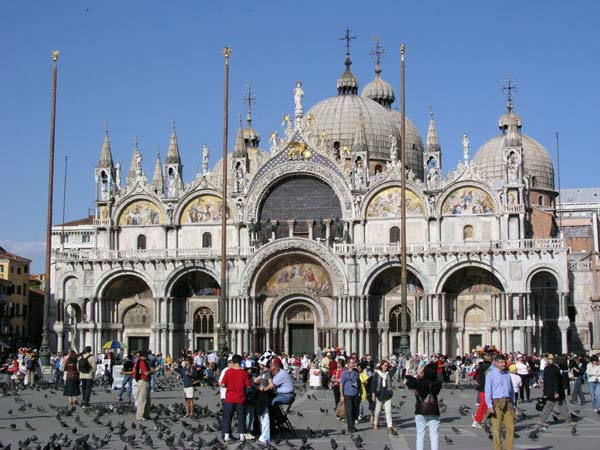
<box><xmin>25</xmin><ymin>353</ymin><xmax>39</xmax><ymax>388</ymax></box>
<box><xmin>405</xmin><ymin>362</ymin><xmax>442</xmax><ymax>450</ymax></box>
<box><xmin>78</xmin><ymin>346</ymin><xmax>96</xmax><ymax>407</ymax></box>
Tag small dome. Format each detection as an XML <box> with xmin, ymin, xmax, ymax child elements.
<box><xmin>472</xmin><ymin>134</ymin><xmax>554</xmax><ymax>190</ymax></box>
<box><xmin>361</xmin><ymin>66</ymin><xmax>395</xmax><ymax>108</ymax></box>
<box><xmin>243</xmin><ymin>127</ymin><xmax>260</xmax><ymax>148</ymax></box>
<box><xmin>337</xmin><ymin>55</ymin><xmax>358</xmax><ymax>95</ymax></box>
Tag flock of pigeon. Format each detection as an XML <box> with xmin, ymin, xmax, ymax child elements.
<box><xmin>0</xmin><ymin>376</ymin><xmax>586</xmax><ymax>449</ymax></box>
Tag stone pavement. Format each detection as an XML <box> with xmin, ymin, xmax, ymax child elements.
<box><xmin>0</xmin><ymin>377</ymin><xmax>599</xmax><ymax>449</ymax></box>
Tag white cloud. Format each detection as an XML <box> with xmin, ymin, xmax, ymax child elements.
<box><xmin>0</xmin><ymin>240</ymin><xmax>46</xmax><ymax>271</ymax></box>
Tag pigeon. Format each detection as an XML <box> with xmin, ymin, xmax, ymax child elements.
<box><xmin>451</xmin><ymin>426</ymin><xmax>461</xmax><ymax>435</ymax></box>
<box><xmin>571</xmin><ymin>425</ymin><xmax>577</xmax><ymax>436</ymax></box>
<box><xmin>444</xmin><ymin>435</ymin><xmax>454</xmax><ymax>445</ymax></box>
<box><xmin>25</xmin><ymin>421</ymin><xmax>36</xmax><ymax>430</ymax></box>
<box><xmin>330</xmin><ymin>438</ymin><xmax>338</xmax><ymax>449</ymax></box>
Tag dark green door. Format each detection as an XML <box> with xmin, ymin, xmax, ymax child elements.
<box><xmin>289</xmin><ymin>324</ymin><xmax>313</xmax><ymax>355</ymax></box>
<box><xmin>196</xmin><ymin>337</ymin><xmax>214</xmax><ymax>352</ymax></box>
<box><xmin>128</xmin><ymin>336</ymin><xmax>149</xmax><ymax>354</ymax></box>
<box><xmin>469</xmin><ymin>334</ymin><xmax>482</xmax><ymax>352</ymax></box>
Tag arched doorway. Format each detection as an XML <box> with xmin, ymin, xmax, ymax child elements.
<box><xmin>64</xmin><ymin>303</ymin><xmax>83</xmax><ymax>351</ymax></box>
<box><xmin>368</xmin><ymin>266</ymin><xmax>423</xmax><ymax>358</ymax></box>
<box><xmin>531</xmin><ymin>271</ymin><xmax>561</xmax><ymax>354</ymax></box>
<box><xmin>285</xmin><ymin>303</ymin><xmax>315</xmax><ymax>355</ymax></box>
<box><xmin>193</xmin><ymin>306</ymin><xmax>215</xmax><ymax>351</ymax></box>
<box><xmin>442</xmin><ymin>266</ymin><xmax>503</xmax><ymax>355</ymax></box>
<box><xmin>101</xmin><ymin>274</ymin><xmax>153</xmax><ymax>350</ymax></box>
<box><xmin>170</xmin><ymin>270</ymin><xmax>220</xmax><ymax>352</ymax></box>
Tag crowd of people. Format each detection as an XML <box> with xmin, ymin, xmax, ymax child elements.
<box><xmin>1</xmin><ymin>344</ymin><xmax>599</xmax><ymax>450</ymax></box>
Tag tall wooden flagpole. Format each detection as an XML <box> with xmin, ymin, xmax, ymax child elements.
<box><xmin>40</xmin><ymin>50</ymin><xmax>59</xmax><ymax>365</ymax></box>
<box><xmin>399</xmin><ymin>44</ymin><xmax>410</xmax><ymax>354</ymax></box>
<box><xmin>218</xmin><ymin>47</ymin><xmax>231</xmax><ymax>353</ymax></box>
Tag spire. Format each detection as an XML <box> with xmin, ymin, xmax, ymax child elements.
<box><xmin>97</xmin><ymin>125</ymin><xmax>114</xmax><ymax>168</ymax></box>
<box><xmin>127</xmin><ymin>138</ymin><xmax>143</xmax><ymax>181</ymax></box>
<box><xmin>353</xmin><ymin>111</ymin><xmax>368</xmax><ymax>153</ymax></box>
<box><xmin>337</xmin><ymin>28</ymin><xmax>358</xmax><ymax>95</ymax></box>
<box><xmin>233</xmin><ymin>116</ymin><xmax>248</xmax><ymax>158</ymax></box>
<box><xmin>151</xmin><ymin>148</ymin><xmax>164</xmax><ymax>194</ymax></box>
<box><xmin>242</xmin><ymin>85</ymin><xmax>260</xmax><ymax>147</ymax></box>
<box><xmin>426</xmin><ymin>110</ymin><xmax>441</xmax><ymax>152</ymax></box>
<box><xmin>165</xmin><ymin>121</ymin><xmax>182</xmax><ymax>164</ymax></box>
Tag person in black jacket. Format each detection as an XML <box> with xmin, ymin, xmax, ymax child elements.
<box><xmin>405</xmin><ymin>363</ymin><xmax>442</xmax><ymax>450</ymax></box>
<box><xmin>570</xmin><ymin>356</ymin><xmax>586</xmax><ymax>405</ymax></box>
<box><xmin>537</xmin><ymin>354</ymin><xmax>573</xmax><ymax>426</ymax></box>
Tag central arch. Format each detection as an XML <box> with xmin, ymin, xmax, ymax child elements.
<box><xmin>268</xmin><ymin>294</ymin><xmax>327</xmax><ymax>355</ymax></box>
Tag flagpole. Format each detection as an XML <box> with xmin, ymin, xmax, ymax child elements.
<box><xmin>40</xmin><ymin>50</ymin><xmax>59</xmax><ymax>365</ymax></box>
<box><xmin>400</xmin><ymin>44</ymin><xmax>410</xmax><ymax>355</ymax></box>
<box><xmin>218</xmin><ymin>47</ymin><xmax>231</xmax><ymax>354</ymax></box>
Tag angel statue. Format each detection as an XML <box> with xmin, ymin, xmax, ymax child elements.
<box><xmin>269</xmin><ymin>131</ymin><xmax>280</xmax><ymax>154</ymax></box>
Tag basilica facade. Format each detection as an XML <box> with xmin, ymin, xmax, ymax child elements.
<box><xmin>50</xmin><ymin>49</ymin><xmax>574</xmax><ymax>359</ymax></box>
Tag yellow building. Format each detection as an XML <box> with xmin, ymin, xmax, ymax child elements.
<box><xmin>0</xmin><ymin>246</ymin><xmax>32</xmax><ymax>347</ymax></box>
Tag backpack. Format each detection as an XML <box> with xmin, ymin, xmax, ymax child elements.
<box><xmin>78</xmin><ymin>355</ymin><xmax>92</xmax><ymax>373</ymax></box>
<box><xmin>26</xmin><ymin>359</ymin><xmax>35</xmax><ymax>370</ymax></box>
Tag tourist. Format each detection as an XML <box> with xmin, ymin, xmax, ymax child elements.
<box><xmin>133</xmin><ymin>351</ymin><xmax>154</xmax><ymax>421</ymax></box>
<box><xmin>220</xmin><ymin>354</ymin><xmax>253</xmax><ymax>442</ymax></box>
<box><xmin>471</xmin><ymin>356</ymin><xmax>492</xmax><ymax>428</ymax></box>
<box><xmin>508</xmin><ymin>364</ymin><xmax>523</xmax><ymax>412</ymax></box>
<box><xmin>485</xmin><ymin>354</ymin><xmax>515</xmax><ymax>450</ymax></box>
<box><xmin>339</xmin><ymin>358</ymin><xmax>360</xmax><ymax>433</ymax></box>
<box><xmin>586</xmin><ymin>355</ymin><xmax>600</xmax><ymax>413</ymax></box>
<box><xmin>63</xmin><ymin>350</ymin><xmax>80</xmax><ymax>406</ymax></box>
<box><xmin>301</xmin><ymin>353</ymin><xmax>310</xmax><ymax>384</ymax></box>
<box><xmin>405</xmin><ymin>363</ymin><xmax>442</xmax><ymax>450</ymax></box>
<box><xmin>25</xmin><ymin>352</ymin><xmax>39</xmax><ymax>387</ymax></box>
<box><xmin>116</xmin><ymin>354</ymin><xmax>134</xmax><ymax>402</ymax></box>
<box><xmin>270</xmin><ymin>356</ymin><xmax>295</xmax><ymax>429</ymax></box>
<box><xmin>515</xmin><ymin>354</ymin><xmax>531</xmax><ymax>402</ymax></box>
<box><xmin>320</xmin><ymin>352</ymin><xmax>331</xmax><ymax>389</ymax></box>
<box><xmin>254</xmin><ymin>353</ymin><xmax>275</xmax><ymax>446</ymax></box>
<box><xmin>570</xmin><ymin>355</ymin><xmax>587</xmax><ymax>405</ymax></box>
<box><xmin>357</xmin><ymin>362</ymin><xmax>371</xmax><ymax>422</ymax></box>
<box><xmin>371</xmin><ymin>360</ymin><xmax>397</xmax><ymax>436</ymax></box>
<box><xmin>537</xmin><ymin>354</ymin><xmax>572</xmax><ymax>426</ymax></box>
<box><xmin>329</xmin><ymin>358</ymin><xmax>345</xmax><ymax>413</ymax></box>
<box><xmin>176</xmin><ymin>356</ymin><xmax>196</xmax><ymax>417</ymax></box>
<box><xmin>78</xmin><ymin>346</ymin><xmax>96</xmax><ymax>407</ymax></box>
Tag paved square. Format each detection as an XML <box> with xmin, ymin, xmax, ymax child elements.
<box><xmin>0</xmin><ymin>378</ymin><xmax>599</xmax><ymax>449</ymax></box>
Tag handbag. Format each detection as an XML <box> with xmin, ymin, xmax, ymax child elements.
<box><xmin>415</xmin><ymin>382</ymin><xmax>440</xmax><ymax>416</ymax></box>
<box><xmin>335</xmin><ymin>399</ymin><xmax>346</xmax><ymax>419</ymax></box>
<box><xmin>535</xmin><ymin>397</ymin><xmax>546</xmax><ymax>411</ymax></box>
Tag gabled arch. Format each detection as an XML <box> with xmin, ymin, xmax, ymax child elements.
<box><xmin>435</xmin><ymin>261</ymin><xmax>507</xmax><ymax>293</ymax></box>
<box><xmin>113</xmin><ymin>194</ymin><xmax>166</xmax><ymax>226</ymax></box>
<box><xmin>239</xmin><ymin>238</ymin><xmax>348</xmax><ymax>296</ymax></box>
<box><xmin>361</xmin><ymin>181</ymin><xmax>429</xmax><ymax>218</ymax></box>
<box><xmin>94</xmin><ymin>269</ymin><xmax>156</xmax><ymax>299</ymax></box>
<box><xmin>173</xmin><ymin>188</ymin><xmax>236</xmax><ymax>224</ymax></box>
<box><xmin>164</xmin><ymin>266</ymin><xmax>221</xmax><ymax>298</ymax></box>
<box><xmin>362</xmin><ymin>262</ymin><xmax>428</xmax><ymax>296</ymax></box>
<box><xmin>244</xmin><ymin>161</ymin><xmax>353</xmax><ymax>223</ymax></box>
<box><xmin>437</xmin><ymin>180</ymin><xmax>499</xmax><ymax>217</ymax></box>
<box><xmin>525</xmin><ymin>265</ymin><xmax>566</xmax><ymax>293</ymax></box>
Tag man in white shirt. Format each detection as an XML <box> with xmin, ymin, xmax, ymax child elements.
<box><xmin>515</xmin><ymin>355</ymin><xmax>531</xmax><ymax>402</ymax></box>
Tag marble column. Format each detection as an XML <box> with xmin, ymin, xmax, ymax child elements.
<box><xmin>287</xmin><ymin>220</ymin><xmax>295</xmax><ymax>237</ymax></box>
<box><xmin>507</xmin><ymin>327</ymin><xmax>514</xmax><ymax>352</ymax></box>
<box><xmin>307</xmin><ymin>220</ymin><xmax>314</xmax><ymax>240</ymax></box>
<box><xmin>592</xmin><ymin>302</ymin><xmax>600</xmax><ymax>350</ymax></box>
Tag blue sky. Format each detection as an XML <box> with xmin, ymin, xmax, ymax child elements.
<box><xmin>1</xmin><ymin>0</ymin><xmax>599</xmax><ymax>272</ymax></box>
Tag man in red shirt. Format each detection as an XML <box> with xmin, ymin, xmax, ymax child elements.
<box><xmin>220</xmin><ymin>354</ymin><xmax>253</xmax><ymax>442</ymax></box>
<box><xmin>133</xmin><ymin>351</ymin><xmax>155</xmax><ymax>421</ymax></box>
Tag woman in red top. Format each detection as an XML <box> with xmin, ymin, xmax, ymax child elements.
<box><xmin>330</xmin><ymin>358</ymin><xmax>346</xmax><ymax>412</ymax></box>
<box><xmin>220</xmin><ymin>354</ymin><xmax>252</xmax><ymax>442</ymax></box>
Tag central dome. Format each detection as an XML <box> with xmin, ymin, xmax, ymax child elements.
<box><xmin>306</xmin><ymin>95</ymin><xmax>400</xmax><ymax>162</ymax></box>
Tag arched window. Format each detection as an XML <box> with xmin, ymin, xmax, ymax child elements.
<box><xmin>137</xmin><ymin>234</ymin><xmax>146</xmax><ymax>250</ymax></box>
<box><xmin>374</xmin><ymin>164</ymin><xmax>383</xmax><ymax>174</ymax></box>
<box><xmin>194</xmin><ymin>307</ymin><xmax>215</xmax><ymax>334</ymax></box>
<box><xmin>390</xmin><ymin>226</ymin><xmax>400</xmax><ymax>243</ymax></box>
<box><xmin>389</xmin><ymin>305</ymin><xmax>411</xmax><ymax>332</ymax></box>
<box><xmin>531</xmin><ymin>176</ymin><xmax>537</xmax><ymax>187</ymax></box>
<box><xmin>538</xmin><ymin>195</ymin><xmax>543</xmax><ymax>206</ymax></box>
<box><xmin>463</xmin><ymin>225</ymin><xmax>474</xmax><ymax>240</ymax></box>
<box><xmin>202</xmin><ymin>232</ymin><xmax>212</xmax><ymax>248</ymax></box>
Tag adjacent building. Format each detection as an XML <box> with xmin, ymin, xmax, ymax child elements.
<box><xmin>0</xmin><ymin>246</ymin><xmax>32</xmax><ymax>347</ymax></box>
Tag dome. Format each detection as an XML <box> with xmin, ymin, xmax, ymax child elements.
<box><xmin>361</xmin><ymin>73</ymin><xmax>395</xmax><ymax>107</ymax></box>
<box><xmin>306</xmin><ymin>95</ymin><xmax>399</xmax><ymax>159</ymax></box>
<box><xmin>472</xmin><ymin>133</ymin><xmax>555</xmax><ymax>190</ymax></box>
<box><xmin>243</xmin><ymin>127</ymin><xmax>260</xmax><ymax>148</ymax></box>
<box><xmin>388</xmin><ymin>110</ymin><xmax>425</xmax><ymax>179</ymax></box>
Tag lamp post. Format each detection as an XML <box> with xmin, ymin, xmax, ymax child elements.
<box><xmin>40</xmin><ymin>50</ymin><xmax>59</xmax><ymax>365</ymax></box>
